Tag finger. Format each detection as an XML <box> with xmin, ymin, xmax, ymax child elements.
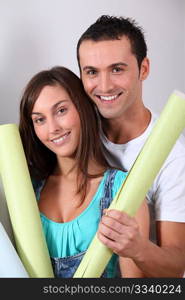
<box><xmin>101</xmin><ymin>214</ymin><xmax>125</xmax><ymax>234</ymax></box>
<box><xmin>99</xmin><ymin>219</ymin><xmax>139</xmax><ymax>246</ymax></box>
<box><xmin>106</xmin><ymin>209</ymin><xmax>137</xmax><ymax>227</ymax></box>
<box><xmin>98</xmin><ymin>231</ymin><xmax>122</xmax><ymax>254</ymax></box>
<box><xmin>103</xmin><ymin>209</ymin><xmax>108</xmax><ymax>215</ymax></box>
<box><xmin>98</xmin><ymin>222</ymin><xmax>121</xmax><ymax>241</ymax></box>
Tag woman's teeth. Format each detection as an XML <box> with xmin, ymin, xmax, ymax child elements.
<box><xmin>52</xmin><ymin>133</ymin><xmax>69</xmax><ymax>144</ymax></box>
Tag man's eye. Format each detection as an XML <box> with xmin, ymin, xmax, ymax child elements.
<box><xmin>112</xmin><ymin>67</ymin><xmax>122</xmax><ymax>73</ymax></box>
<box><xmin>86</xmin><ymin>69</ymin><xmax>97</xmax><ymax>75</ymax></box>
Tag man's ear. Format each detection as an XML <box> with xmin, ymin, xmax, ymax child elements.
<box><xmin>139</xmin><ymin>57</ymin><xmax>150</xmax><ymax>81</ymax></box>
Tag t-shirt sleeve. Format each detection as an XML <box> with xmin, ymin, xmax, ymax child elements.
<box><xmin>111</xmin><ymin>170</ymin><xmax>128</xmax><ymax>199</ymax></box>
<box><xmin>153</xmin><ymin>155</ymin><xmax>185</xmax><ymax>222</ymax></box>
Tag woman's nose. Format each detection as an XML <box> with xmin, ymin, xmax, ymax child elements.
<box><xmin>48</xmin><ymin>118</ymin><xmax>61</xmax><ymax>134</ymax></box>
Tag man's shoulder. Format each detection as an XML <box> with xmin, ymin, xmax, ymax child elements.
<box><xmin>166</xmin><ymin>134</ymin><xmax>185</xmax><ymax>162</ymax></box>
<box><xmin>149</xmin><ymin>110</ymin><xmax>185</xmax><ymax>159</ymax></box>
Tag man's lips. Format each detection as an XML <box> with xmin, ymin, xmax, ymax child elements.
<box><xmin>95</xmin><ymin>92</ymin><xmax>123</xmax><ymax>102</ymax></box>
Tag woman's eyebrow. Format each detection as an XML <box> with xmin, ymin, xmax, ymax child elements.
<box><xmin>52</xmin><ymin>100</ymin><xmax>69</xmax><ymax>110</ymax></box>
<box><xmin>31</xmin><ymin>100</ymin><xmax>69</xmax><ymax>115</ymax></box>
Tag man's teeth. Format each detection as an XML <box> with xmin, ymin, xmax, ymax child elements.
<box><xmin>52</xmin><ymin>133</ymin><xmax>69</xmax><ymax>144</ymax></box>
<box><xmin>99</xmin><ymin>95</ymin><xmax>118</xmax><ymax>101</ymax></box>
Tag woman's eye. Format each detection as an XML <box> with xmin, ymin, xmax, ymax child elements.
<box><xmin>57</xmin><ymin>108</ymin><xmax>67</xmax><ymax>115</ymax></box>
<box><xmin>33</xmin><ymin>117</ymin><xmax>44</xmax><ymax>124</ymax></box>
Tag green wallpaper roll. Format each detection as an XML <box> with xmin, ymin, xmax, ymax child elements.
<box><xmin>74</xmin><ymin>90</ymin><xmax>185</xmax><ymax>278</ymax></box>
<box><xmin>0</xmin><ymin>124</ymin><xmax>54</xmax><ymax>278</ymax></box>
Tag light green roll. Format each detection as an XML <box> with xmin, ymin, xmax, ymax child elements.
<box><xmin>74</xmin><ymin>90</ymin><xmax>185</xmax><ymax>278</ymax></box>
<box><xmin>0</xmin><ymin>124</ymin><xmax>54</xmax><ymax>278</ymax></box>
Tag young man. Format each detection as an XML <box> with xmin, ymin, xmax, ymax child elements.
<box><xmin>76</xmin><ymin>15</ymin><xmax>185</xmax><ymax>277</ymax></box>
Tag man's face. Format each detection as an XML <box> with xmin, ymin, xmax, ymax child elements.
<box><xmin>79</xmin><ymin>36</ymin><xmax>149</xmax><ymax>120</ymax></box>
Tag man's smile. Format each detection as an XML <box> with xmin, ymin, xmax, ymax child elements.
<box><xmin>95</xmin><ymin>92</ymin><xmax>123</xmax><ymax>103</ymax></box>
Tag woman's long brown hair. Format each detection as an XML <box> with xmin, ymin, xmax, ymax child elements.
<box><xmin>19</xmin><ymin>66</ymin><xmax>112</xmax><ymax>203</ymax></box>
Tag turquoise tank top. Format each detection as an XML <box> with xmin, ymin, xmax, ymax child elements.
<box><xmin>34</xmin><ymin>170</ymin><xmax>127</xmax><ymax>258</ymax></box>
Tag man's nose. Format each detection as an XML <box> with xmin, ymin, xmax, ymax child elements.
<box><xmin>98</xmin><ymin>73</ymin><xmax>114</xmax><ymax>93</ymax></box>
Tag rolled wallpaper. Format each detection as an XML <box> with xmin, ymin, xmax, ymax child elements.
<box><xmin>0</xmin><ymin>124</ymin><xmax>54</xmax><ymax>277</ymax></box>
<box><xmin>0</xmin><ymin>222</ymin><xmax>28</xmax><ymax>277</ymax></box>
<box><xmin>0</xmin><ymin>178</ymin><xmax>15</xmax><ymax>245</ymax></box>
<box><xmin>74</xmin><ymin>90</ymin><xmax>185</xmax><ymax>277</ymax></box>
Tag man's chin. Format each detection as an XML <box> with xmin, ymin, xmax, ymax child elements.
<box><xmin>98</xmin><ymin>109</ymin><xmax>118</xmax><ymax>120</ymax></box>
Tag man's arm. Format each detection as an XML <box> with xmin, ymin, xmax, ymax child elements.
<box><xmin>98</xmin><ymin>209</ymin><xmax>185</xmax><ymax>277</ymax></box>
<box><xmin>98</xmin><ymin>200</ymin><xmax>150</xmax><ymax>277</ymax></box>
<box><xmin>133</xmin><ymin>221</ymin><xmax>185</xmax><ymax>277</ymax></box>
<box><xmin>118</xmin><ymin>199</ymin><xmax>149</xmax><ymax>277</ymax></box>
<box><xmin>132</xmin><ymin>144</ymin><xmax>185</xmax><ymax>277</ymax></box>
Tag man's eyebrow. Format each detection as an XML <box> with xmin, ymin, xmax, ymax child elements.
<box><xmin>31</xmin><ymin>100</ymin><xmax>68</xmax><ymax>115</ymax></box>
<box><xmin>82</xmin><ymin>62</ymin><xmax>128</xmax><ymax>72</ymax></box>
<box><xmin>109</xmin><ymin>62</ymin><xmax>128</xmax><ymax>68</ymax></box>
<box><xmin>82</xmin><ymin>66</ymin><xmax>97</xmax><ymax>71</ymax></box>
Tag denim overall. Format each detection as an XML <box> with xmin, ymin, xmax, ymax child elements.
<box><xmin>33</xmin><ymin>169</ymin><xmax>119</xmax><ymax>278</ymax></box>
<box><xmin>51</xmin><ymin>169</ymin><xmax>119</xmax><ymax>278</ymax></box>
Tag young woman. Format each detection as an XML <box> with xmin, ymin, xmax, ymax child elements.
<box><xmin>19</xmin><ymin>66</ymin><xmax>149</xmax><ymax>278</ymax></box>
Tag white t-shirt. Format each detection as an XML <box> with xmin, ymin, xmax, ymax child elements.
<box><xmin>101</xmin><ymin>111</ymin><xmax>185</xmax><ymax>240</ymax></box>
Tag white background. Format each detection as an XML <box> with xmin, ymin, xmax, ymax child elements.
<box><xmin>0</xmin><ymin>0</ymin><xmax>185</xmax><ymax>239</ymax></box>
<box><xmin>0</xmin><ymin>0</ymin><xmax>185</xmax><ymax>125</ymax></box>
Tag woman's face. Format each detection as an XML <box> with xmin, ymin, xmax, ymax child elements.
<box><xmin>31</xmin><ymin>84</ymin><xmax>81</xmax><ymax>159</ymax></box>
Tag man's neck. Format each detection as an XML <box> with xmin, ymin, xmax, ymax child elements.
<box><xmin>102</xmin><ymin>107</ymin><xmax>151</xmax><ymax>144</ymax></box>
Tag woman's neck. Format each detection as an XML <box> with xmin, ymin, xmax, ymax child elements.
<box><xmin>53</xmin><ymin>156</ymin><xmax>106</xmax><ymax>179</ymax></box>
<box><xmin>53</xmin><ymin>156</ymin><xmax>77</xmax><ymax>178</ymax></box>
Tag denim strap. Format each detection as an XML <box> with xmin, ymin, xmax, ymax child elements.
<box><xmin>100</xmin><ymin>169</ymin><xmax>118</xmax><ymax>217</ymax></box>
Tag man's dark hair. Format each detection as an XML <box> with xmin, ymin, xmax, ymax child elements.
<box><xmin>77</xmin><ymin>15</ymin><xmax>147</xmax><ymax>71</ymax></box>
